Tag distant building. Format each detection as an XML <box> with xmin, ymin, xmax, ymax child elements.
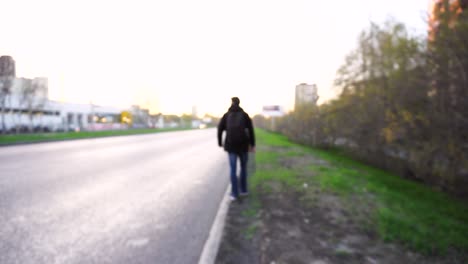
<box><xmin>0</xmin><ymin>57</ymin><xmax>125</xmax><ymax>132</ymax></box>
<box><xmin>295</xmin><ymin>83</ymin><xmax>319</xmax><ymax>110</ymax></box>
<box><xmin>0</xmin><ymin>55</ymin><xmax>152</xmax><ymax>133</ymax></box>
<box><xmin>130</xmin><ymin>105</ymin><xmax>151</xmax><ymax>128</ymax></box>
<box><xmin>0</xmin><ymin>56</ymin><xmax>15</xmax><ymax>78</ymax></box>
<box><xmin>0</xmin><ymin>56</ymin><xmax>16</xmax><ymax>94</ymax></box>
<box><xmin>32</xmin><ymin>77</ymin><xmax>49</xmax><ymax>99</ymax></box>
<box><xmin>149</xmin><ymin>113</ymin><xmax>165</xmax><ymax>128</ymax></box>
<box><xmin>10</xmin><ymin>77</ymin><xmax>48</xmax><ymax>98</ymax></box>
<box><xmin>11</xmin><ymin>77</ymin><xmax>27</xmax><ymax>95</ymax></box>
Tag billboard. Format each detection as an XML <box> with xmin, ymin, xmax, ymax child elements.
<box><xmin>262</xmin><ymin>105</ymin><xmax>285</xmax><ymax>117</ymax></box>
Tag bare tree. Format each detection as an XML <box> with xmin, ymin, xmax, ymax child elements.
<box><xmin>0</xmin><ymin>56</ymin><xmax>16</xmax><ymax>133</ymax></box>
<box><xmin>0</xmin><ymin>77</ymin><xmax>13</xmax><ymax>133</ymax></box>
<box><xmin>19</xmin><ymin>78</ymin><xmax>47</xmax><ymax>132</ymax></box>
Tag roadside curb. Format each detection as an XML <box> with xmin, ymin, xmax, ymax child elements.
<box><xmin>198</xmin><ymin>185</ymin><xmax>231</xmax><ymax>264</ymax></box>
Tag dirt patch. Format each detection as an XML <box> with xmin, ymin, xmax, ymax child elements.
<box><xmin>215</xmin><ymin>152</ymin><xmax>467</xmax><ymax>264</ymax></box>
<box><xmin>216</xmin><ymin>189</ymin><xmax>465</xmax><ymax>264</ymax></box>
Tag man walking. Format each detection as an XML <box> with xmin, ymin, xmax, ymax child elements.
<box><xmin>218</xmin><ymin>97</ymin><xmax>255</xmax><ymax>201</ymax></box>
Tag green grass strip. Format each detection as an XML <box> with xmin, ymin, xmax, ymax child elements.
<box><xmin>255</xmin><ymin>128</ymin><xmax>468</xmax><ymax>254</ymax></box>
<box><xmin>0</xmin><ymin>127</ymin><xmax>191</xmax><ymax>145</ymax></box>
<box><xmin>255</xmin><ymin>129</ymin><xmax>298</xmax><ymax>147</ymax></box>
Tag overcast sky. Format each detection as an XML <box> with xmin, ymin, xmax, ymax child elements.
<box><xmin>0</xmin><ymin>0</ymin><xmax>430</xmax><ymax>116</ymax></box>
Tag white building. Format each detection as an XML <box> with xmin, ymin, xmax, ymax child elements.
<box><xmin>55</xmin><ymin>101</ymin><xmax>125</xmax><ymax>132</ymax></box>
<box><xmin>0</xmin><ymin>77</ymin><xmax>126</xmax><ymax>132</ymax></box>
<box><xmin>295</xmin><ymin>83</ymin><xmax>319</xmax><ymax>110</ymax></box>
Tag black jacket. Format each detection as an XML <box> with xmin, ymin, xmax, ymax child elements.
<box><xmin>217</xmin><ymin>105</ymin><xmax>255</xmax><ymax>153</ymax></box>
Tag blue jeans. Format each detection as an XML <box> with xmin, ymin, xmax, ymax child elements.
<box><xmin>228</xmin><ymin>152</ymin><xmax>248</xmax><ymax>198</ymax></box>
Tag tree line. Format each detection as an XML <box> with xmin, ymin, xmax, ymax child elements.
<box><xmin>256</xmin><ymin>1</ymin><xmax>468</xmax><ymax>198</ymax></box>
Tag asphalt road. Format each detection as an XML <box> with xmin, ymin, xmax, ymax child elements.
<box><xmin>0</xmin><ymin>128</ymin><xmax>229</xmax><ymax>264</ymax></box>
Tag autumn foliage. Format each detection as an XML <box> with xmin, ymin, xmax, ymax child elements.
<box><xmin>259</xmin><ymin>2</ymin><xmax>468</xmax><ymax>197</ymax></box>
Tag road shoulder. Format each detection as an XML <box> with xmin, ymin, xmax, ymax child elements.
<box><xmin>198</xmin><ymin>185</ymin><xmax>231</xmax><ymax>264</ymax></box>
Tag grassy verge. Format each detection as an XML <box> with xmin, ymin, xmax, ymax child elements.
<box><xmin>251</xmin><ymin>130</ymin><xmax>301</xmax><ymax>189</ymax></box>
<box><xmin>252</xmin><ymin>128</ymin><xmax>468</xmax><ymax>254</ymax></box>
<box><xmin>0</xmin><ymin>127</ymin><xmax>191</xmax><ymax>145</ymax></box>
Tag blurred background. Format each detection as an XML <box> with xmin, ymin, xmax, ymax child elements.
<box><xmin>1</xmin><ymin>0</ymin><xmax>467</xmax><ymax>195</ymax></box>
<box><xmin>1</xmin><ymin>0</ymin><xmax>429</xmax><ymax>124</ymax></box>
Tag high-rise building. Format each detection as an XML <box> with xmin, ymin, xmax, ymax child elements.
<box><xmin>295</xmin><ymin>83</ymin><xmax>319</xmax><ymax>110</ymax></box>
<box><xmin>0</xmin><ymin>56</ymin><xmax>16</xmax><ymax>78</ymax></box>
<box><xmin>0</xmin><ymin>56</ymin><xmax>16</xmax><ymax>93</ymax></box>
